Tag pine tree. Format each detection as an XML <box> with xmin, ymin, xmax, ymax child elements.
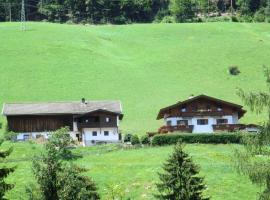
<box><xmin>155</xmin><ymin>142</ymin><xmax>209</xmax><ymax>200</ymax></box>
<box><xmin>32</xmin><ymin>128</ymin><xmax>100</xmax><ymax>200</ymax></box>
<box><xmin>0</xmin><ymin>140</ymin><xmax>15</xmax><ymax>199</ymax></box>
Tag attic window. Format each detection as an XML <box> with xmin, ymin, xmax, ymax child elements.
<box><xmin>217</xmin><ymin>105</ymin><xmax>223</xmax><ymax>111</ymax></box>
<box><xmin>181</xmin><ymin>107</ymin><xmax>187</xmax><ymax>112</ymax></box>
<box><xmin>106</xmin><ymin>117</ymin><xmax>111</xmax><ymax>123</ymax></box>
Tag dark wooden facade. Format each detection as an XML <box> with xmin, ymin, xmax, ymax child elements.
<box><xmin>7</xmin><ymin>111</ymin><xmax>119</xmax><ymax>133</ymax></box>
<box><xmin>76</xmin><ymin>111</ymin><xmax>118</xmax><ymax>131</ymax></box>
<box><xmin>7</xmin><ymin>115</ymin><xmax>73</xmax><ymax>132</ymax></box>
<box><xmin>157</xmin><ymin>95</ymin><xmax>246</xmax><ymax>120</ymax></box>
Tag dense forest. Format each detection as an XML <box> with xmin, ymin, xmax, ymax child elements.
<box><xmin>0</xmin><ymin>0</ymin><xmax>270</xmax><ymax>23</ymax></box>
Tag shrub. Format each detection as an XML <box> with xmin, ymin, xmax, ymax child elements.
<box><xmin>238</xmin><ymin>15</ymin><xmax>253</xmax><ymax>22</ymax></box>
<box><xmin>231</xmin><ymin>15</ymin><xmax>239</xmax><ymax>22</ymax></box>
<box><xmin>151</xmin><ymin>133</ymin><xmax>245</xmax><ymax>146</ymax></box>
<box><xmin>254</xmin><ymin>9</ymin><xmax>266</xmax><ymax>22</ymax></box>
<box><xmin>131</xmin><ymin>135</ymin><xmax>140</xmax><ymax>145</ymax></box>
<box><xmin>3</xmin><ymin>131</ymin><xmax>18</xmax><ymax>141</ymax></box>
<box><xmin>123</xmin><ymin>134</ymin><xmax>133</xmax><ymax>143</ymax></box>
<box><xmin>229</xmin><ymin>66</ymin><xmax>240</xmax><ymax>75</ymax></box>
<box><xmin>161</xmin><ymin>16</ymin><xmax>176</xmax><ymax>23</ymax></box>
<box><xmin>203</xmin><ymin>16</ymin><xmax>231</xmax><ymax>22</ymax></box>
<box><xmin>141</xmin><ymin>135</ymin><xmax>150</xmax><ymax>145</ymax></box>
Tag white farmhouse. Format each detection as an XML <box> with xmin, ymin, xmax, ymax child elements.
<box><xmin>157</xmin><ymin>94</ymin><xmax>257</xmax><ymax>133</ymax></box>
<box><xmin>2</xmin><ymin>99</ymin><xmax>123</xmax><ymax>146</ymax></box>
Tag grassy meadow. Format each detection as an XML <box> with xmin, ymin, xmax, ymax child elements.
<box><xmin>0</xmin><ymin>22</ymin><xmax>270</xmax><ymax>134</ymax></box>
<box><xmin>2</xmin><ymin>142</ymin><xmax>260</xmax><ymax>200</ymax></box>
<box><xmin>0</xmin><ymin>22</ymin><xmax>269</xmax><ymax>199</ymax></box>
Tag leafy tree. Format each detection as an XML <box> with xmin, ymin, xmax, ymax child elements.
<box><xmin>265</xmin><ymin>0</ymin><xmax>270</xmax><ymax>21</ymax></box>
<box><xmin>234</xmin><ymin>67</ymin><xmax>270</xmax><ymax>200</ymax></box>
<box><xmin>32</xmin><ymin>127</ymin><xmax>100</xmax><ymax>200</ymax></box>
<box><xmin>0</xmin><ymin>140</ymin><xmax>15</xmax><ymax>199</ymax></box>
<box><xmin>170</xmin><ymin>0</ymin><xmax>196</xmax><ymax>22</ymax></box>
<box><xmin>155</xmin><ymin>142</ymin><xmax>209</xmax><ymax>200</ymax></box>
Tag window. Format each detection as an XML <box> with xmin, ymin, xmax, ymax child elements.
<box><xmin>206</xmin><ymin>104</ymin><xmax>211</xmax><ymax>111</ymax></box>
<box><xmin>92</xmin><ymin>131</ymin><xmax>97</xmax><ymax>136</ymax></box>
<box><xmin>216</xmin><ymin>119</ymin><xmax>228</xmax><ymax>124</ymax></box>
<box><xmin>181</xmin><ymin>107</ymin><xmax>187</xmax><ymax>112</ymax></box>
<box><xmin>197</xmin><ymin>119</ymin><xmax>208</xmax><ymax>125</ymax></box>
<box><xmin>106</xmin><ymin>117</ymin><xmax>111</xmax><ymax>123</ymax></box>
<box><xmin>217</xmin><ymin>105</ymin><xmax>223</xmax><ymax>111</ymax></box>
<box><xmin>177</xmin><ymin>120</ymin><xmax>188</xmax><ymax>126</ymax></box>
<box><xmin>166</xmin><ymin>120</ymin><xmax>172</xmax><ymax>126</ymax></box>
<box><xmin>104</xmin><ymin>131</ymin><xmax>109</xmax><ymax>136</ymax></box>
<box><xmin>23</xmin><ymin>134</ymin><xmax>30</xmax><ymax>140</ymax></box>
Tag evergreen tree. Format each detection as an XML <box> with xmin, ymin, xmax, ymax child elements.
<box><xmin>155</xmin><ymin>142</ymin><xmax>209</xmax><ymax>200</ymax></box>
<box><xmin>32</xmin><ymin>127</ymin><xmax>100</xmax><ymax>200</ymax></box>
<box><xmin>234</xmin><ymin>67</ymin><xmax>270</xmax><ymax>200</ymax></box>
<box><xmin>0</xmin><ymin>140</ymin><xmax>15</xmax><ymax>199</ymax></box>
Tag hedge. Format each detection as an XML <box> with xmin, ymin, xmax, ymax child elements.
<box><xmin>151</xmin><ymin>133</ymin><xmax>247</xmax><ymax>146</ymax></box>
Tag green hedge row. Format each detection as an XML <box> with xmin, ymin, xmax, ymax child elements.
<box><xmin>151</xmin><ymin>133</ymin><xmax>247</xmax><ymax>146</ymax></box>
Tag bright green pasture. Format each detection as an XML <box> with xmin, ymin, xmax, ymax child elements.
<box><xmin>0</xmin><ymin>22</ymin><xmax>270</xmax><ymax>134</ymax></box>
<box><xmin>3</xmin><ymin>142</ymin><xmax>260</xmax><ymax>199</ymax></box>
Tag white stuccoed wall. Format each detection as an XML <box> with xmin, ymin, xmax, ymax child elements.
<box><xmin>165</xmin><ymin>113</ymin><xmax>239</xmax><ymax>133</ymax></box>
<box><xmin>16</xmin><ymin>131</ymin><xmax>78</xmax><ymax>141</ymax></box>
<box><xmin>82</xmin><ymin>127</ymin><xmax>119</xmax><ymax>146</ymax></box>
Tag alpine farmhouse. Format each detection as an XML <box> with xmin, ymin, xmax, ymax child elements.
<box><xmin>2</xmin><ymin>99</ymin><xmax>123</xmax><ymax>146</ymax></box>
<box><xmin>157</xmin><ymin>94</ymin><xmax>258</xmax><ymax>133</ymax></box>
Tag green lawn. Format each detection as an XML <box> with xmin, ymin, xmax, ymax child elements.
<box><xmin>2</xmin><ymin>142</ymin><xmax>259</xmax><ymax>199</ymax></box>
<box><xmin>0</xmin><ymin>22</ymin><xmax>270</xmax><ymax>134</ymax></box>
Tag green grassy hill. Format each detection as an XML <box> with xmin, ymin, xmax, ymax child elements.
<box><xmin>3</xmin><ymin>142</ymin><xmax>259</xmax><ymax>200</ymax></box>
<box><xmin>0</xmin><ymin>22</ymin><xmax>270</xmax><ymax>134</ymax></box>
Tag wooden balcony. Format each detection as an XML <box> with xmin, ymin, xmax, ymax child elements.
<box><xmin>212</xmin><ymin>124</ymin><xmax>245</xmax><ymax>132</ymax></box>
<box><xmin>158</xmin><ymin>125</ymin><xmax>194</xmax><ymax>133</ymax></box>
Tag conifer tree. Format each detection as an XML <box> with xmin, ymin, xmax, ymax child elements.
<box><xmin>0</xmin><ymin>140</ymin><xmax>15</xmax><ymax>199</ymax></box>
<box><xmin>155</xmin><ymin>142</ymin><xmax>209</xmax><ymax>200</ymax></box>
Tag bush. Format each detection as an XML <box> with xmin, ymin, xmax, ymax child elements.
<box><xmin>254</xmin><ymin>8</ymin><xmax>266</xmax><ymax>22</ymax></box>
<box><xmin>203</xmin><ymin>16</ymin><xmax>231</xmax><ymax>22</ymax></box>
<box><xmin>123</xmin><ymin>133</ymin><xmax>133</xmax><ymax>143</ymax></box>
<box><xmin>229</xmin><ymin>66</ymin><xmax>240</xmax><ymax>75</ymax></box>
<box><xmin>161</xmin><ymin>16</ymin><xmax>176</xmax><ymax>23</ymax></box>
<box><xmin>141</xmin><ymin>135</ymin><xmax>150</xmax><ymax>145</ymax></box>
<box><xmin>131</xmin><ymin>135</ymin><xmax>140</xmax><ymax>145</ymax></box>
<box><xmin>231</xmin><ymin>15</ymin><xmax>239</xmax><ymax>22</ymax></box>
<box><xmin>3</xmin><ymin>131</ymin><xmax>17</xmax><ymax>141</ymax></box>
<box><xmin>151</xmin><ymin>133</ymin><xmax>246</xmax><ymax>146</ymax></box>
<box><xmin>238</xmin><ymin>15</ymin><xmax>253</xmax><ymax>22</ymax></box>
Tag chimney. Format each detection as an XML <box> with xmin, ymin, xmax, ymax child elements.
<box><xmin>188</xmin><ymin>94</ymin><xmax>194</xmax><ymax>99</ymax></box>
<box><xmin>81</xmin><ymin>98</ymin><xmax>86</xmax><ymax>104</ymax></box>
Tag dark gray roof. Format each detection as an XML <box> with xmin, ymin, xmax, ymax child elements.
<box><xmin>2</xmin><ymin>100</ymin><xmax>122</xmax><ymax>116</ymax></box>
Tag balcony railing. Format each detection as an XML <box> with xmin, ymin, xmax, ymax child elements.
<box><xmin>158</xmin><ymin>125</ymin><xmax>194</xmax><ymax>133</ymax></box>
<box><xmin>212</xmin><ymin>124</ymin><xmax>245</xmax><ymax>132</ymax></box>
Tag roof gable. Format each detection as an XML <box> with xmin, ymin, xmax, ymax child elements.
<box><xmin>157</xmin><ymin>94</ymin><xmax>246</xmax><ymax>119</ymax></box>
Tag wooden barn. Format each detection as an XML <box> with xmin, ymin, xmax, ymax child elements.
<box><xmin>2</xmin><ymin>99</ymin><xmax>123</xmax><ymax>146</ymax></box>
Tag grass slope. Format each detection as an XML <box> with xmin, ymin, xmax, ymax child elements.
<box><xmin>0</xmin><ymin>22</ymin><xmax>270</xmax><ymax>134</ymax></box>
<box><xmin>3</xmin><ymin>143</ymin><xmax>259</xmax><ymax>199</ymax></box>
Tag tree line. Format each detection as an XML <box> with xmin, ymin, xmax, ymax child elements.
<box><xmin>0</xmin><ymin>0</ymin><xmax>270</xmax><ymax>23</ymax></box>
